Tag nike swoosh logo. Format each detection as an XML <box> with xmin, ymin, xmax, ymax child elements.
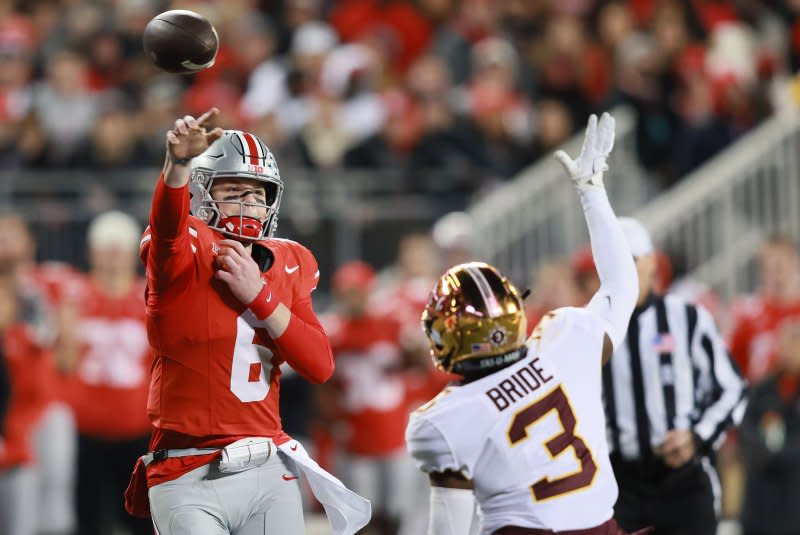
<box><xmin>285</xmin><ymin>265</ymin><xmax>300</xmax><ymax>274</ymax></box>
<box><xmin>282</xmin><ymin>474</ymin><xmax>299</xmax><ymax>481</ymax></box>
<box><xmin>290</xmin><ymin>443</ymin><xmax>298</xmax><ymax>451</ymax></box>
<box><xmin>265</xmin><ymin>290</ymin><xmax>272</xmax><ymax>303</ymax></box>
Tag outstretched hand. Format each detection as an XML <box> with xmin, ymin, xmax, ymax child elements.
<box><xmin>165</xmin><ymin>107</ymin><xmax>224</xmax><ymax>164</ymax></box>
<box><xmin>554</xmin><ymin>112</ymin><xmax>615</xmax><ymax>191</ymax></box>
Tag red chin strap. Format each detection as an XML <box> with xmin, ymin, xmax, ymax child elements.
<box><xmin>219</xmin><ymin>216</ymin><xmax>264</xmax><ymax>240</ymax></box>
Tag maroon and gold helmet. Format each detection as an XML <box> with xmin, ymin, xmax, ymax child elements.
<box><xmin>421</xmin><ymin>262</ymin><xmax>527</xmax><ymax>375</ymax></box>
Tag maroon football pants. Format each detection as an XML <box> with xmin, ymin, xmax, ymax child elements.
<box><xmin>494</xmin><ymin>518</ymin><xmax>654</xmax><ymax>535</ymax></box>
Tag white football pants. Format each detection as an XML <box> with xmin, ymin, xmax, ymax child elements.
<box><xmin>149</xmin><ymin>450</ymin><xmax>305</xmax><ymax>535</ymax></box>
<box><xmin>34</xmin><ymin>401</ymin><xmax>77</xmax><ymax>534</ymax></box>
<box><xmin>0</xmin><ymin>466</ymin><xmax>37</xmax><ymax>535</ymax></box>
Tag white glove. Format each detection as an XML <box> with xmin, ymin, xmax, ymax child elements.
<box><xmin>554</xmin><ymin>112</ymin><xmax>615</xmax><ymax>191</ymax></box>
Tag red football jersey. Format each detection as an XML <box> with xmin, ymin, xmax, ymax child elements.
<box><xmin>20</xmin><ymin>262</ymin><xmax>86</xmax><ymax>404</ymax></box>
<box><xmin>728</xmin><ymin>295</ymin><xmax>800</xmax><ymax>381</ymax></box>
<box><xmin>62</xmin><ymin>276</ymin><xmax>152</xmax><ymax>439</ymax></box>
<box><xmin>325</xmin><ymin>313</ymin><xmax>408</xmax><ymax>456</ymax></box>
<box><xmin>140</xmin><ymin>177</ymin><xmax>332</xmax><ymax>486</ymax></box>
<box><xmin>26</xmin><ymin>262</ymin><xmax>85</xmax><ymax>306</ymax></box>
<box><xmin>369</xmin><ymin>277</ymin><xmax>455</xmax><ymax>408</ymax></box>
<box><xmin>0</xmin><ymin>324</ymin><xmax>52</xmax><ymax>469</ymax></box>
<box><xmin>371</xmin><ymin>277</ymin><xmax>433</xmax><ymax>328</ymax></box>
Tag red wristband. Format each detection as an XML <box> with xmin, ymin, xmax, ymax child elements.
<box><xmin>248</xmin><ymin>280</ymin><xmax>280</xmax><ymax>320</ymax></box>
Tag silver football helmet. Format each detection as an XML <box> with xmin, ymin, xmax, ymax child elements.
<box><xmin>189</xmin><ymin>130</ymin><xmax>283</xmax><ymax>241</ymax></box>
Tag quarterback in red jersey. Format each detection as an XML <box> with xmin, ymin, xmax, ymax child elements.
<box><xmin>126</xmin><ymin>108</ymin><xmax>369</xmax><ymax>535</ymax></box>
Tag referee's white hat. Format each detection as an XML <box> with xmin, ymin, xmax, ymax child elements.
<box><xmin>618</xmin><ymin>217</ymin><xmax>654</xmax><ymax>258</ymax></box>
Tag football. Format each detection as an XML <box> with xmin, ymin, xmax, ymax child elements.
<box><xmin>142</xmin><ymin>10</ymin><xmax>218</xmax><ymax>74</ymax></box>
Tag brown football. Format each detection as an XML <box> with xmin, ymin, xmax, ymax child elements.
<box><xmin>142</xmin><ymin>10</ymin><xmax>218</xmax><ymax>74</ymax></box>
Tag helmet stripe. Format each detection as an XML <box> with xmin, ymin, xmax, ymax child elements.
<box><xmin>251</xmin><ymin>133</ymin><xmax>265</xmax><ymax>160</ymax></box>
<box><xmin>242</xmin><ymin>132</ymin><xmax>260</xmax><ymax>165</ymax></box>
<box><xmin>232</xmin><ymin>131</ymin><xmax>247</xmax><ymax>163</ymax></box>
<box><xmin>464</xmin><ymin>265</ymin><xmax>503</xmax><ymax>317</ymax></box>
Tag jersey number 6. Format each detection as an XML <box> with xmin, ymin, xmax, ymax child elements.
<box><xmin>230</xmin><ymin>314</ymin><xmax>274</xmax><ymax>402</ymax></box>
<box><xmin>507</xmin><ymin>385</ymin><xmax>597</xmax><ymax>501</ymax></box>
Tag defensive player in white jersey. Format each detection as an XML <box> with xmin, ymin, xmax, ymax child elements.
<box><xmin>406</xmin><ymin>113</ymin><xmax>646</xmax><ymax>535</ymax></box>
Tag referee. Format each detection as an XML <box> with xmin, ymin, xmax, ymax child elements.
<box><xmin>603</xmin><ymin>218</ymin><xmax>747</xmax><ymax>535</ymax></box>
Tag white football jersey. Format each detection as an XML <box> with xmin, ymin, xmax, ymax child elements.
<box><xmin>406</xmin><ymin>307</ymin><xmax>617</xmax><ymax>534</ymax></box>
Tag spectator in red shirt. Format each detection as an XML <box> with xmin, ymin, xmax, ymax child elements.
<box><xmin>321</xmin><ymin>261</ymin><xmax>423</xmax><ymax>535</ymax></box>
<box><xmin>59</xmin><ymin>211</ymin><xmax>153</xmax><ymax>535</ymax></box>
<box><xmin>729</xmin><ymin>235</ymin><xmax>800</xmax><ymax>382</ymax></box>
<box><xmin>0</xmin><ymin>212</ymin><xmax>77</xmax><ymax>535</ymax></box>
<box><xmin>0</xmin><ymin>263</ymin><xmax>56</xmax><ymax>535</ymax></box>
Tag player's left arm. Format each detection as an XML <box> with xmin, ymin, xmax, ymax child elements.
<box><xmin>554</xmin><ymin>113</ymin><xmax>638</xmax><ymax>357</ymax></box>
<box><xmin>215</xmin><ymin>240</ymin><xmax>334</xmax><ymax>383</ymax></box>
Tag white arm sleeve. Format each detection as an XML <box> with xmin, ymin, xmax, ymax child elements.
<box><xmin>428</xmin><ymin>486</ymin><xmax>480</xmax><ymax>535</ymax></box>
<box><xmin>581</xmin><ymin>187</ymin><xmax>638</xmax><ymax>349</ymax></box>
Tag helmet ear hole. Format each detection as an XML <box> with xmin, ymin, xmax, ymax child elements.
<box><xmin>264</xmin><ymin>182</ymin><xmax>279</xmax><ymax>206</ymax></box>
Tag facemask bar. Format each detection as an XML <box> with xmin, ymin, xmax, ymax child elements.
<box><xmin>190</xmin><ymin>169</ymin><xmax>284</xmax><ymax>241</ymax></box>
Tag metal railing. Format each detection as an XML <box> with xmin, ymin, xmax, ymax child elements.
<box><xmin>0</xmin><ymin>168</ymin><xmax>469</xmax><ymax>292</ymax></box>
<box><xmin>633</xmin><ymin>111</ymin><xmax>800</xmax><ymax>300</ymax></box>
<box><xmin>467</xmin><ymin>102</ymin><xmax>800</xmax><ymax>300</ymax></box>
<box><xmin>468</xmin><ymin>106</ymin><xmax>656</xmax><ymax>286</ymax></box>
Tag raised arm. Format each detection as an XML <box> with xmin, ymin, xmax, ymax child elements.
<box><xmin>162</xmin><ymin>108</ymin><xmax>223</xmax><ymax>189</ymax></box>
<box><xmin>145</xmin><ymin>109</ymin><xmax>223</xmax><ymax>288</ymax></box>
<box><xmin>554</xmin><ymin>113</ymin><xmax>638</xmax><ymax>353</ymax></box>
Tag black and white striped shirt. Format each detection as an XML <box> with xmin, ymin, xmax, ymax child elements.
<box><xmin>603</xmin><ymin>293</ymin><xmax>747</xmax><ymax>461</ymax></box>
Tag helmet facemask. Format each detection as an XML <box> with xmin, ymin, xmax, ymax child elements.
<box><xmin>188</xmin><ymin>130</ymin><xmax>284</xmax><ymax>242</ymax></box>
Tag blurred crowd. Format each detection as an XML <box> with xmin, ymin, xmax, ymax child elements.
<box><xmin>2</xmin><ymin>0</ymin><xmax>799</xmax><ymax>192</ymax></box>
<box><xmin>4</xmin><ymin>203</ymin><xmax>800</xmax><ymax>534</ymax></box>
<box><xmin>5</xmin><ymin>0</ymin><xmax>800</xmax><ymax>533</ymax></box>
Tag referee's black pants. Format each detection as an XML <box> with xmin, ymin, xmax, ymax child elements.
<box><xmin>611</xmin><ymin>454</ymin><xmax>717</xmax><ymax>535</ymax></box>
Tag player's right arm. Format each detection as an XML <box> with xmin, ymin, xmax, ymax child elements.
<box><xmin>406</xmin><ymin>415</ymin><xmax>480</xmax><ymax>535</ymax></box>
<box><xmin>147</xmin><ymin>108</ymin><xmax>223</xmax><ymax>287</ymax></box>
<box><xmin>554</xmin><ymin>113</ymin><xmax>638</xmax><ymax>359</ymax></box>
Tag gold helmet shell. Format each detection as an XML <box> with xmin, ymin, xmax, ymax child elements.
<box><xmin>421</xmin><ymin>262</ymin><xmax>527</xmax><ymax>375</ymax></box>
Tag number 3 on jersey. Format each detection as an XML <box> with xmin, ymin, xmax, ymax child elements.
<box><xmin>230</xmin><ymin>313</ymin><xmax>274</xmax><ymax>402</ymax></box>
<box><xmin>507</xmin><ymin>385</ymin><xmax>597</xmax><ymax>501</ymax></box>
